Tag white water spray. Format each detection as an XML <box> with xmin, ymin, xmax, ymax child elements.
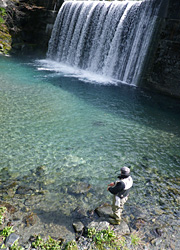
<box><xmin>47</xmin><ymin>1</ymin><xmax>159</xmax><ymax>85</ymax></box>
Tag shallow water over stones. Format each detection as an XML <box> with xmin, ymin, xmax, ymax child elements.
<box><xmin>0</xmin><ymin>55</ymin><xmax>180</xmax><ymax>248</ymax></box>
<box><xmin>1</xmin><ymin>166</ymin><xmax>180</xmax><ymax>249</ymax></box>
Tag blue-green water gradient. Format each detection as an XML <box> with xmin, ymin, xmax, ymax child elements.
<box><xmin>0</xmin><ymin>55</ymin><xmax>180</xmax><ymax>216</ymax></box>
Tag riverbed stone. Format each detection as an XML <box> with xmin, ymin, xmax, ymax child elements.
<box><xmin>95</xmin><ymin>203</ymin><xmax>112</xmax><ymax>218</ymax></box>
<box><xmin>77</xmin><ymin>236</ymin><xmax>95</xmax><ymax>250</ymax></box>
<box><xmin>87</xmin><ymin>221</ymin><xmax>110</xmax><ymax>231</ymax></box>
<box><xmin>113</xmin><ymin>221</ymin><xmax>130</xmax><ymax>235</ymax></box>
<box><xmin>5</xmin><ymin>233</ymin><xmax>19</xmax><ymax>247</ymax></box>
<box><xmin>73</xmin><ymin>221</ymin><xmax>84</xmax><ymax>233</ymax></box>
<box><xmin>22</xmin><ymin>241</ymin><xmax>31</xmax><ymax>250</ymax></box>
<box><xmin>150</xmin><ymin>237</ymin><xmax>163</xmax><ymax>246</ymax></box>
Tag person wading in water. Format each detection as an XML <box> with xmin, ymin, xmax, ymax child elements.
<box><xmin>107</xmin><ymin>166</ymin><xmax>133</xmax><ymax>225</ymax></box>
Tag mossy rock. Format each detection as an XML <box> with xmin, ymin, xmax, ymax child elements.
<box><xmin>0</xmin><ymin>23</ymin><xmax>11</xmax><ymax>54</ymax></box>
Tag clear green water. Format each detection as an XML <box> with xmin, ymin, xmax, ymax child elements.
<box><xmin>0</xmin><ymin>55</ymin><xmax>180</xmax><ymax>218</ymax></box>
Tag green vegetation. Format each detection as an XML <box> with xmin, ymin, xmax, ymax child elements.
<box><xmin>130</xmin><ymin>232</ymin><xmax>143</xmax><ymax>246</ymax></box>
<box><xmin>64</xmin><ymin>240</ymin><xmax>78</xmax><ymax>250</ymax></box>
<box><xmin>0</xmin><ymin>7</ymin><xmax>6</xmax><ymax>24</ymax></box>
<box><xmin>0</xmin><ymin>206</ymin><xmax>7</xmax><ymax>225</ymax></box>
<box><xmin>31</xmin><ymin>235</ymin><xmax>79</xmax><ymax>250</ymax></box>
<box><xmin>10</xmin><ymin>242</ymin><xmax>24</xmax><ymax>250</ymax></box>
<box><xmin>0</xmin><ymin>206</ymin><xmax>21</xmax><ymax>250</ymax></box>
<box><xmin>31</xmin><ymin>236</ymin><xmax>78</xmax><ymax>250</ymax></box>
<box><xmin>0</xmin><ymin>6</ymin><xmax>12</xmax><ymax>54</ymax></box>
<box><xmin>87</xmin><ymin>227</ymin><xmax>126</xmax><ymax>249</ymax></box>
<box><xmin>87</xmin><ymin>227</ymin><xmax>146</xmax><ymax>249</ymax></box>
<box><xmin>0</xmin><ymin>226</ymin><xmax>14</xmax><ymax>239</ymax></box>
<box><xmin>31</xmin><ymin>235</ymin><xmax>63</xmax><ymax>250</ymax></box>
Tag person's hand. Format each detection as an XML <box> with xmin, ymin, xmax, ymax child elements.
<box><xmin>108</xmin><ymin>182</ymin><xmax>115</xmax><ymax>187</ymax></box>
<box><xmin>107</xmin><ymin>182</ymin><xmax>115</xmax><ymax>191</ymax></box>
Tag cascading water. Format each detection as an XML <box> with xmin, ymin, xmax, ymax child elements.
<box><xmin>47</xmin><ymin>0</ymin><xmax>160</xmax><ymax>85</ymax></box>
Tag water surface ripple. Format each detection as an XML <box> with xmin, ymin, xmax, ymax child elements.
<box><xmin>0</xmin><ymin>56</ymin><xmax>180</xmax><ymax>244</ymax></box>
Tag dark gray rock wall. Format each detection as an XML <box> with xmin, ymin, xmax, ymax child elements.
<box><xmin>9</xmin><ymin>0</ymin><xmax>63</xmax><ymax>56</ymax></box>
<box><xmin>141</xmin><ymin>0</ymin><xmax>180</xmax><ymax>98</ymax></box>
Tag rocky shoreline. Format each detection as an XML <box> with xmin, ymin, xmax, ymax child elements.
<box><xmin>0</xmin><ymin>198</ymin><xmax>179</xmax><ymax>250</ymax></box>
<box><xmin>0</xmin><ymin>201</ymin><xmax>150</xmax><ymax>250</ymax></box>
<box><xmin>0</xmin><ymin>165</ymin><xmax>180</xmax><ymax>249</ymax></box>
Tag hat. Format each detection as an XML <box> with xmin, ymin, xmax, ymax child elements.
<box><xmin>121</xmin><ymin>166</ymin><xmax>130</xmax><ymax>176</ymax></box>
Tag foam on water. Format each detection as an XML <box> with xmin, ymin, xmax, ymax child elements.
<box><xmin>36</xmin><ymin>59</ymin><xmax>131</xmax><ymax>86</ymax></box>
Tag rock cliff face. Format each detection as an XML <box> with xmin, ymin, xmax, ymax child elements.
<box><xmin>8</xmin><ymin>0</ymin><xmax>63</xmax><ymax>55</ymax></box>
<box><xmin>141</xmin><ymin>0</ymin><xmax>180</xmax><ymax>98</ymax></box>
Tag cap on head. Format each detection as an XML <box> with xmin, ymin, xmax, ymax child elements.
<box><xmin>121</xmin><ymin>166</ymin><xmax>130</xmax><ymax>176</ymax></box>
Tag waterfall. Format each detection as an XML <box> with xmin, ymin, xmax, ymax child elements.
<box><xmin>47</xmin><ymin>0</ymin><xmax>160</xmax><ymax>85</ymax></box>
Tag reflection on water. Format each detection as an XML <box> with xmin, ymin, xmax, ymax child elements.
<box><xmin>0</xmin><ymin>55</ymin><xmax>180</xmax><ymax>236</ymax></box>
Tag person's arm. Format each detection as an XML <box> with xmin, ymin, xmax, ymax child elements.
<box><xmin>108</xmin><ymin>181</ymin><xmax>125</xmax><ymax>195</ymax></box>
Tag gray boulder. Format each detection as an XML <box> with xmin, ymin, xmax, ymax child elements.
<box><xmin>95</xmin><ymin>203</ymin><xmax>113</xmax><ymax>218</ymax></box>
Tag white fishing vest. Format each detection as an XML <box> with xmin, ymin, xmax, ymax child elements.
<box><xmin>117</xmin><ymin>176</ymin><xmax>133</xmax><ymax>198</ymax></box>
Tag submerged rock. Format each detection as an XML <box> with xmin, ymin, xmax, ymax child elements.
<box><xmin>0</xmin><ymin>167</ymin><xmax>11</xmax><ymax>180</ymax></box>
<box><xmin>35</xmin><ymin>165</ymin><xmax>46</xmax><ymax>176</ymax></box>
<box><xmin>0</xmin><ymin>202</ymin><xmax>16</xmax><ymax>214</ymax></box>
<box><xmin>68</xmin><ymin>182</ymin><xmax>91</xmax><ymax>195</ymax></box>
<box><xmin>92</xmin><ymin>121</ymin><xmax>106</xmax><ymax>127</ymax></box>
<box><xmin>16</xmin><ymin>186</ymin><xmax>34</xmax><ymax>195</ymax></box>
<box><xmin>24</xmin><ymin>212</ymin><xmax>38</xmax><ymax>227</ymax></box>
<box><xmin>134</xmin><ymin>218</ymin><xmax>146</xmax><ymax>230</ymax></box>
<box><xmin>72</xmin><ymin>207</ymin><xmax>88</xmax><ymax>219</ymax></box>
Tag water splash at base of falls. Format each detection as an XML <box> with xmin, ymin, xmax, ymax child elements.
<box><xmin>47</xmin><ymin>1</ymin><xmax>160</xmax><ymax>85</ymax></box>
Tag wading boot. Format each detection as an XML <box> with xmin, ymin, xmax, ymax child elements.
<box><xmin>109</xmin><ymin>218</ymin><xmax>121</xmax><ymax>225</ymax></box>
<box><xmin>109</xmin><ymin>214</ymin><xmax>117</xmax><ymax>219</ymax></box>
